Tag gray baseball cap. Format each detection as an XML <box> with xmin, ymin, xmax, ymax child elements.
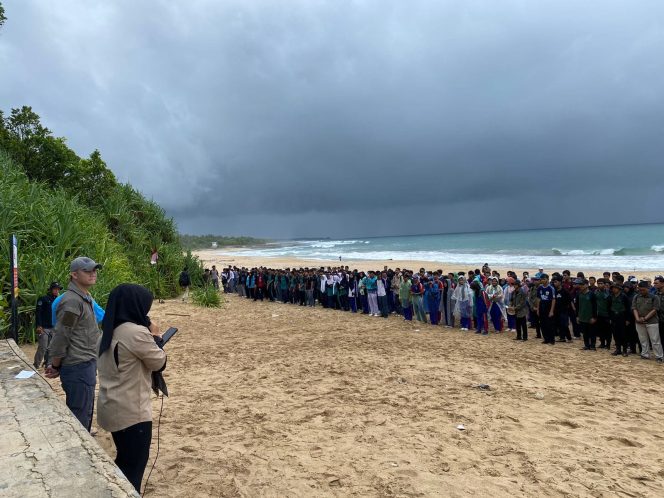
<box><xmin>70</xmin><ymin>257</ymin><xmax>102</xmax><ymax>272</ymax></box>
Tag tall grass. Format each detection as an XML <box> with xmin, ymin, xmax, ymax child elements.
<box><xmin>0</xmin><ymin>151</ymin><xmax>134</xmax><ymax>341</ymax></box>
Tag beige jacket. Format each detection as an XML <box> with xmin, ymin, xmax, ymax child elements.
<box><xmin>97</xmin><ymin>322</ymin><xmax>166</xmax><ymax>433</ymax></box>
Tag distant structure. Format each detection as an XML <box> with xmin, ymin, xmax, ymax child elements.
<box><xmin>211</xmin><ymin>242</ymin><xmax>218</xmax><ymax>248</ymax></box>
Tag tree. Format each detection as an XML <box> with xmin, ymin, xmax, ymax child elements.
<box><xmin>0</xmin><ymin>2</ymin><xmax>6</xmax><ymax>29</ymax></box>
<box><xmin>74</xmin><ymin>149</ymin><xmax>118</xmax><ymax>206</ymax></box>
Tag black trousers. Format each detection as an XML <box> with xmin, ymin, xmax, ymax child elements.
<box><xmin>540</xmin><ymin>315</ymin><xmax>555</xmax><ymax>343</ymax></box>
<box><xmin>112</xmin><ymin>421</ymin><xmax>153</xmax><ymax>493</ymax></box>
<box><xmin>515</xmin><ymin>316</ymin><xmax>528</xmax><ymax>340</ymax></box>
<box><xmin>529</xmin><ymin>310</ymin><xmax>541</xmax><ymax>337</ymax></box>
<box><xmin>611</xmin><ymin>317</ymin><xmax>627</xmax><ymax>353</ymax></box>
<box><xmin>578</xmin><ymin>321</ymin><xmax>596</xmax><ymax>349</ymax></box>
<box><xmin>597</xmin><ymin>316</ymin><xmax>611</xmax><ymax>347</ymax></box>
<box><xmin>556</xmin><ymin>313</ymin><xmax>572</xmax><ymax>341</ymax></box>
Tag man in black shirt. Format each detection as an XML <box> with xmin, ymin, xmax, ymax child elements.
<box><xmin>552</xmin><ymin>277</ymin><xmax>572</xmax><ymax>342</ymax></box>
<box><xmin>33</xmin><ymin>282</ymin><xmax>63</xmax><ymax>369</ymax></box>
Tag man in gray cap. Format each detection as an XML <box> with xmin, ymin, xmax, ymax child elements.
<box><xmin>45</xmin><ymin>256</ymin><xmax>102</xmax><ymax>431</ymax></box>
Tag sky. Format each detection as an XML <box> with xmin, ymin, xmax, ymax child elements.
<box><xmin>1</xmin><ymin>0</ymin><xmax>664</xmax><ymax>238</ymax></box>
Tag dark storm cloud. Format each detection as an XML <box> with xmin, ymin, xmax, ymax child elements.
<box><xmin>2</xmin><ymin>0</ymin><xmax>664</xmax><ymax>237</ymax></box>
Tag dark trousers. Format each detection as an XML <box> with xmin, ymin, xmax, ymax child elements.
<box><xmin>281</xmin><ymin>289</ymin><xmax>289</xmax><ymax>303</ymax></box>
<box><xmin>340</xmin><ymin>294</ymin><xmax>349</xmax><ymax>311</ymax></box>
<box><xmin>489</xmin><ymin>304</ymin><xmax>503</xmax><ymax>331</ymax></box>
<box><xmin>60</xmin><ymin>359</ymin><xmax>96</xmax><ymax>432</ymax></box>
<box><xmin>570</xmin><ymin>310</ymin><xmax>580</xmax><ymax>337</ymax></box>
<box><xmin>112</xmin><ymin>421</ymin><xmax>152</xmax><ymax>493</ymax></box>
<box><xmin>597</xmin><ymin>316</ymin><xmax>611</xmax><ymax>347</ymax></box>
<box><xmin>378</xmin><ymin>295</ymin><xmax>389</xmax><ymax>317</ymax></box>
<box><xmin>516</xmin><ymin>316</ymin><xmax>528</xmax><ymax>340</ymax></box>
<box><xmin>403</xmin><ymin>304</ymin><xmax>413</xmax><ymax>321</ymax></box>
<box><xmin>349</xmin><ymin>296</ymin><xmax>357</xmax><ymax>312</ymax></box>
<box><xmin>556</xmin><ymin>313</ymin><xmax>572</xmax><ymax>341</ymax></box>
<box><xmin>529</xmin><ymin>310</ymin><xmax>541</xmax><ymax>337</ymax></box>
<box><xmin>540</xmin><ymin>315</ymin><xmax>555</xmax><ymax>343</ymax></box>
<box><xmin>578</xmin><ymin>321</ymin><xmax>596</xmax><ymax>349</ymax></box>
<box><xmin>361</xmin><ymin>294</ymin><xmax>369</xmax><ymax>314</ymax></box>
<box><xmin>611</xmin><ymin>317</ymin><xmax>627</xmax><ymax>353</ymax></box>
<box><xmin>627</xmin><ymin>322</ymin><xmax>640</xmax><ymax>353</ymax></box>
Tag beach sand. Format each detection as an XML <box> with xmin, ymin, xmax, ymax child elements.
<box><xmin>195</xmin><ymin>249</ymin><xmax>664</xmax><ymax>281</ymax></box>
<box><xmin>22</xmin><ymin>289</ymin><xmax>664</xmax><ymax>497</ymax></box>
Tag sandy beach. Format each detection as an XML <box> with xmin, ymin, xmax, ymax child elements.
<box><xmin>195</xmin><ymin>249</ymin><xmax>664</xmax><ymax>281</ymax></box>
<box><xmin>22</xmin><ymin>286</ymin><xmax>664</xmax><ymax>497</ymax></box>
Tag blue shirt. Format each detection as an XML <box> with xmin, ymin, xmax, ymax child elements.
<box><xmin>365</xmin><ymin>276</ymin><xmax>378</xmax><ymax>291</ymax></box>
<box><xmin>52</xmin><ymin>292</ymin><xmax>105</xmax><ymax>325</ymax></box>
<box><xmin>537</xmin><ymin>285</ymin><xmax>555</xmax><ymax>313</ymax></box>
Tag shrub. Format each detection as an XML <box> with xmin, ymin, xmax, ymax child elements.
<box><xmin>191</xmin><ymin>285</ymin><xmax>222</xmax><ymax>308</ymax></box>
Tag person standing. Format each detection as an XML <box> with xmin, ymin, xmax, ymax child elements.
<box><xmin>45</xmin><ymin>257</ymin><xmax>102</xmax><ymax>431</ymax></box>
<box><xmin>552</xmin><ymin>277</ymin><xmax>572</xmax><ymax>342</ymax></box>
<box><xmin>377</xmin><ymin>272</ymin><xmax>390</xmax><ymax>318</ymax></box>
<box><xmin>537</xmin><ymin>274</ymin><xmax>556</xmax><ymax>345</ymax></box>
<box><xmin>509</xmin><ymin>279</ymin><xmax>529</xmax><ymax>340</ymax></box>
<box><xmin>471</xmin><ymin>280</ymin><xmax>489</xmax><ymax>335</ymax></box>
<box><xmin>365</xmin><ymin>271</ymin><xmax>380</xmax><ymax>317</ymax></box>
<box><xmin>632</xmin><ymin>281</ymin><xmax>663</xmax><ymax>362</ymax></box>
<box><xmin>399</xmin><ymin>272</ymin><xmax>413</xmax><ymax>321</ymax></box>
<box><xmin>425</xmin><ymin>277</ymin><xmax>441</xmax><ymax>325</ymax></box>
<box><xmin>654</xmin><ymin>276</ymin><xmax>664</xmax><ymax>346</ymax></box>
<box><xmin>210</xmin><ymin>265</ymin><xmax>220</xmax><ymax>290</ymax></box>
<box><xmin>485</xmin><ymin>276</ymin><xmax>505</xmax><ymax>332</ymax></box>
<box><xmin>453</xmin><ymin>276</ymin><xmax>472</xmax><ymax>330</ymax></box>
<box><xmin>97</xmin><ymin>284</ymin><xmax>166</xmax><ymax>493</ymax></box>
<box><xmin>608</xmin><ymin>282</ymin><xmax>630</xmax><ymax>356</ymax></box>
<box><xmin>178</xmin><ymin>267</ymin><xmax>191</xmax><ymax>302</ymax></box>
<box><xmin>622</xmin><ymin>281</ymin><xmax>639</xmax><ymax>354</ymax></box>
<box><xmin>575</xmin><ymin>279</ymin><xmax>598</xmax><ymax>351</ymax></box>
<box><xmin>410</xmin><ymin>276</ymin><xmax>427</xmax><ymax>323</ymax></box>
<box><xmin>595</xmin><ymin>279</ymin><xmax>612</xmax><ymax>349</ymax></box>
<box><xmin>33</xmin><ymin>282</ymin><xmax>63</xmax><ymax>369</ymax></box>
<box><xmin>527</xmin><ymin>275</ymin><xmax>542</xmax><ymax>338</ymax></box>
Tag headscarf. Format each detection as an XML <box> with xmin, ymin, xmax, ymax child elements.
<box><xmin>99</xmin><ymin>284</ymin><xmax>153</xmax><ymax>355</ymax></box>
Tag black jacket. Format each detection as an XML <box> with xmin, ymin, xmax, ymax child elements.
<box><xmin>35</xmin><ymin>293</ymin><xmax>57</xmax><ymax>329</ymax></box>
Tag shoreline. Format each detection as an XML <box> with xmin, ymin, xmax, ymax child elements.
<box><xmin>194</xmin><ymin>249</ymin><xmax>664</xmax><ymax>280</ymax></box>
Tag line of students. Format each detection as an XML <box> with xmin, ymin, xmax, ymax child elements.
<box><xmin>221</xmin><ymin>265</ymin><xmax>664</xmax><ymax>362</ymax></box>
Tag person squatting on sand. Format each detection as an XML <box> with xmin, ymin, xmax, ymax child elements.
<box><xmin>221</xmin><ymin>265</ymin><xmax>664</xmax><ymax>363</ymax></box>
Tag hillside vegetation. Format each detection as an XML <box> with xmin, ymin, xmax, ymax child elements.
<box><xmin>179</xmin><ymin>234</ymin><xmax>268</xmax><ymax>250</ymax></box>
<box><xmin>0</xmin><ymin>107</ymin><xmax>200</xmax><ymax>342</ymax></box>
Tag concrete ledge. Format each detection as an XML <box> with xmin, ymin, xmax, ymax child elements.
<box><xmin>0</xmin><ymin>340</ymin><xmax>139</xmax><ymax>498</ymax></box>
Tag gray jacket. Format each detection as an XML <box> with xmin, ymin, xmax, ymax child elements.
<box><xmin>48</xmin><ymin>282</ymin><xmax>100</xmax><ymax>366</ymax></box>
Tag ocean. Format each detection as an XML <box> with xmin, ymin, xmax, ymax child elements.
<box><xmin>222</xmin><ymin>224</ymin><xmax>664</xmax><ymax>271</ymax></box>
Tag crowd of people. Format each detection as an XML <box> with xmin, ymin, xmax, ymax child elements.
<box><xmin>218</xmin><ymin>264</ymin><xmax>664</xmax><ymax>362</ymax></box>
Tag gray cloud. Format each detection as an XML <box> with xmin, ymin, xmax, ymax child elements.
<box><xmin>2</xmin><ymin>0</ymin><xmax>664</xmax><ymax>238</ymax></box>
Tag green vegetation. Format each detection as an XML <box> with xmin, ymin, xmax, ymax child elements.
<box><xmin>0</xmin><ymin>105</ymin><xmax>202</xmax><ymax>342</ymax></box>
<box><xmin>191</xmin><ymin>285</ymin><xmax>222</xmax><ymax>308</ymax></box>
<box><xmin>0</xmin><ymin>7</ymin><xmax>222</xmax><ymax>341</ymax></box>
<box><xmin>179</xmin><ymin>234</ymin><xmax>268</xmax><ymax>250</ymax></box>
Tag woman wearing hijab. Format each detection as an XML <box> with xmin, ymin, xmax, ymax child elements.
<box><xmin>471</xmin><ymin>280</ymin><xmax>490</xmax><ymax>335</ymax></box>
<box><xmin>410</xmin><ymin>276</ymin><xmax>427</xmax><ymax>323</ymax></box>
<box><xmin>97</xmin><ymin>284</ymin><xmax>166</xmax><ymax>493</ymax></box>
<box><xmin>452</xmin><ymin>276</ymin><xmax>473</xmax><ymax>330</ymax></box>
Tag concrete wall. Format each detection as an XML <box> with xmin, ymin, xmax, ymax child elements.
<box><xmin>0</xmin><ymin>340</ymin><xmax>139</xmax><ymax>498</ymax></box>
